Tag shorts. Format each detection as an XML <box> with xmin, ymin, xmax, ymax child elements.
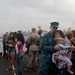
<box><xmin>10</xmin><ymin>49</ymin><xmax>16</xmax><ymax>55</ymax></box>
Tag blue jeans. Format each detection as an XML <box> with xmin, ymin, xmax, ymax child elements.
<box><xmin>16</xmin><ymin>52</ymin><xmax>24</xmax><ymax>75</ymax></box>
<box><xmin>58</xmin><ymin>68</ymin><xmax>71</xmax><ymax>75</ymax></box>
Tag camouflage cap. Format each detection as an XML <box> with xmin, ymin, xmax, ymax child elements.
<box><xmin>50</xmin><ymin>22</ymin><xmax>59</xmax><ymax>28</ymax></box>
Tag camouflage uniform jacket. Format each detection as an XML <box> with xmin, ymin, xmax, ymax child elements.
<box><xmin>39</xmin><ymin>31</ymin><xmax>57</xmax><ymax>75</ymax></box>
<box><xmin>27</xmin><ymin>33</ymin><xmax>40</xmax><ymax>51</ymax></box>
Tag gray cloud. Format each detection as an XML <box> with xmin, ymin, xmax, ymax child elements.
<box><xmin>0</xmin><ymin>0</ymin><xmax>75</xmax><ymax>34</ymax></box>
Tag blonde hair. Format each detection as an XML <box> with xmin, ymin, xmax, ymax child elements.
<box><xmin>65</xmin><ymin>31</ymin><xmax>74</xmax><ymax>40</ymax></box>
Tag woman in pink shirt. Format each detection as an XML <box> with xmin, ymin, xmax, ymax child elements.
<box><xmin>14</xmin><ymin>31</ymin><xmax>25</xmax><ymax>75</ymax></box>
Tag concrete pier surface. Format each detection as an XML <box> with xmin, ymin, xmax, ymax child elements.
<box><xmin>0</xmin><ymin>55</ymin><xmax>38</xmax><ymax>75</ymax></box>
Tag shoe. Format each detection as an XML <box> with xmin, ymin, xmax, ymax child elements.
<box><xmin>33</xmin><ymin>67</ymin><xmax>37</xmax><ymax>72</ymax></box>
<box><xmin>23</xmin><ymin>68</ymin><xmax>31</xmax><ymax>72</ymax></box>
<box><xmin>6</xmin><ymin>67</ymin><xmax>12</xmax><ymax>71</ymax></box>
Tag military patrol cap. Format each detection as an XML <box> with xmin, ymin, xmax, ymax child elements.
<box><xmin>50</xmin><ymin>22</ymin><xmax>59</xmax><ymax>28</ymax></box>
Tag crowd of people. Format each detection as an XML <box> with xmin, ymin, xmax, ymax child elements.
<box><xmin>3</xmin><ymin>31</ymin><xmax>25</xmax><ymax>75</ymax></box>
<box><xmin>1</xmin><ymin>22</ymin><xmax>75</xmax><ymax>75</ymax></box>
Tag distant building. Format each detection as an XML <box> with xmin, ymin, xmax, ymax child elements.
<box><xmin>22</xmin><ymin>31</ymin><xmax>30</xmax><ymax>36</ymax></box>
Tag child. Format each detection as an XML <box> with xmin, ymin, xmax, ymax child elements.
<box><xmin>52</xmin><ymin>30</ymin><xmax>74</xmax><ymax>74</ymax></box>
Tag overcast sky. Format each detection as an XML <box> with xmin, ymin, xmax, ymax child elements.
<box><xmin>0</xmin><ymin>0</ymin><xmax>75</xmax><ymax>34</ymax></box>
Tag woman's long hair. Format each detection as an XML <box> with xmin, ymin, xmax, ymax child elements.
<box><xmin>17</xmin><ymin>32</ymin><xmax>25</xmax><ymax>45</ymax></box>
<box><xmin>8</xmin><ymin>32</ymin><xmax>14</xmax><ymax>41</ymax></box>
<box><xmin>65</xmin><ymin>31</ymin><xmax>74</xmax><ymax>40</ymax></box>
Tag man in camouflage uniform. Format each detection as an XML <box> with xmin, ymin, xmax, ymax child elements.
<box><xmin>39</xmin><ymin>22</ymin><xmax>59</xmax><ymax>75</ymax></box>
<box><xmin>24</xmin><ymin>28</ymin><xmax>40</xmax><ymax>72</ymax></box>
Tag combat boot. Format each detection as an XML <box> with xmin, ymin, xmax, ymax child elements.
<box><xmin>23</xmin><ymin>67</ymin><xmax>31</xmax><ymax>72</ymax></box>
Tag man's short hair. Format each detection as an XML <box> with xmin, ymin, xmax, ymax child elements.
<box><xmin>32</xmin><ymin>28</ymin><xmax>36</xmax><ymax>32</ymax></box>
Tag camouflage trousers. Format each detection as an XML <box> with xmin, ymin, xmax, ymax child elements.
<box><xmin>26</xmin><ymin>51</ymin><xmax>39</xmax><ymax>68</ymax></box>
